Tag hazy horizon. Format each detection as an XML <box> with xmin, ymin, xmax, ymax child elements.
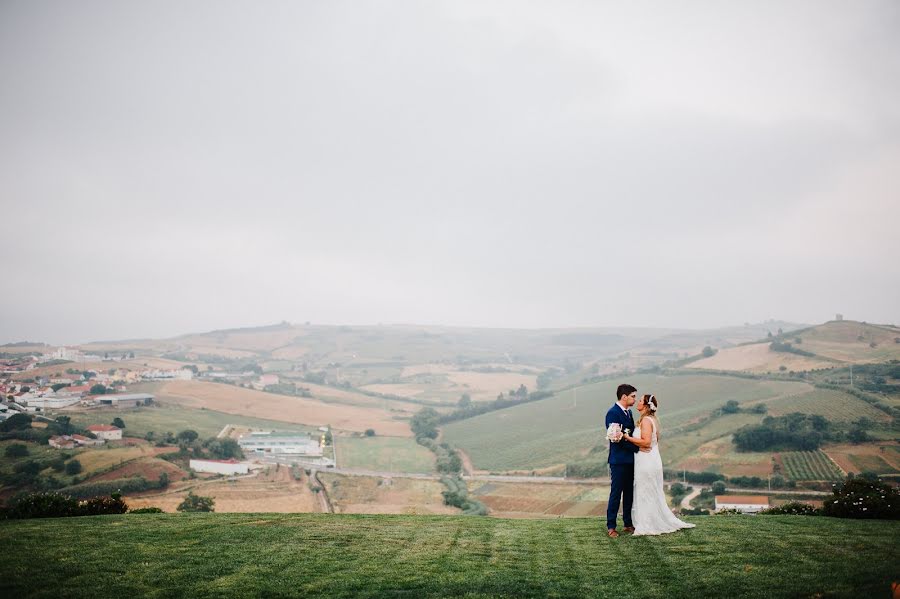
<box><xmin>2</xmin><ymin>1</ymin><xmax>898</xmax><ymax>345</ymax></box>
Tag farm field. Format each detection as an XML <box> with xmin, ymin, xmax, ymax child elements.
<box><xmin>763</xmin><ymin>388</ymin><xmax>891</xmax><ymax>423</ymax></box>
<box><xmin>65</xmin><ymin>402</ymin><xmax>317</xmax><ymax>439</ymax></box>
<box><xmin>88</xmin><ymin>456</ymin><xmax>188</xmax><ymax>484</ymax></box>
<box><xmin>2</xmin><ymin>514</ymin><xmax>898</xmax><ymax>598</ymax></box>
<box><xmin>155</xmin><ymin>379</ymin><xmax>413</xmax><ymax>436</ymax></box>
<box><xmin>779</xmin><ymin>450</ymin><xmax>844</xmax><ymax>481</ymax></box>
<box><xmin>73</xmin><ymin>444</ymin><xmax>169</xmax><ymax>477</ymax></box>
<box><xmin>673</xmin><ymin>435</ymin><xmax>773</xmax><ymax>477</ymax></box>
<box><xmin>687</xmin><ymin>342</ymin><xmax>833</xmax><ymax>373</ymax></box>
<box><xmin>442</xmin><ymin>374</ymin><xmax>808</xmax><ymax>472</ymax></box>
<box><xmin>790</xmin><ymin>320</ymin><xmax>900</xmax><ymax>363</ymax></box>
<box><xmin>127</xmin><ymin>464</ymin><xmax>319</xmax><ymax>513</ymax></box>
<box><xmin>319</xmin><ymin>473</ymin><xmax>458</xmax><ymax>515</ymax></box>
<box><xmin>334</xmin><ymin>436</ymin><xmax>435</xmax><ymax>473</ymax></box>
<box><xmin>469</xmin><ymin>481</ymin><xmax>610</xmax><ymax>519</ymax></box>
<box><xmin>823</xmin><ymin>443</ymin><xmax>900</xmax><ymax>476</ymax></box>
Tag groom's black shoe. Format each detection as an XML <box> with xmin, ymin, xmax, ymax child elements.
<box><xmin>623</xmin><ymin>526</ymin><xmax>635</xmax><ymax>533</ymax></box>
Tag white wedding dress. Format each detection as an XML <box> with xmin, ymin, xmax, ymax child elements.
<box><xmin>632</xmin><ymin>417</ymin><xmax>695</xmax><ymax>536</ymax></box>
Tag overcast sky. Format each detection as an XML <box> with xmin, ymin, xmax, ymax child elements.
<box><xmin>1</xmin><ymin>1</ymin><xmax>898</xmax><ymax>345</ymax></box>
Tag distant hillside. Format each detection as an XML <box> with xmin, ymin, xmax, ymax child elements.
<box><xmin>1</xmin><ymin>513</ymin><xmax>897</xmax><ymax>598</ymax></box>
<box><xmin>688</xmin><ymin>320</ymin><xmax>900</xmax><ymax>373</ymax></box>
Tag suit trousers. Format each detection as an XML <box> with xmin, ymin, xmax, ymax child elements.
<box><xmin>607</xmin><ymin>463</ymin><xmax>634</xmax><ymax>530</ymax></box>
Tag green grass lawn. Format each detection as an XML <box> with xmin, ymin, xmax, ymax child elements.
<box><xmin>442</xmin><ymin>374</ymin><xmax>806</xmax><ymax>471</ymax></box>
<box><xmin>334</xmin><ymin>435</ymin><xmax>435</xmax><ymax>473</ymax></box>
<box><xmin>1</xmin><ymin>513</ymin><xmax>897</xmax><ymax>598</ymax></box>
<box><xmin>65</xmin><ymin>404</ymin><xmax>316</xmax><ymax>439</ymax></box>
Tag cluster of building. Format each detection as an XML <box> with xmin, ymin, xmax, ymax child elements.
<box><xmin>48</xmin><ymin>424</ymin><xmax>123</xmax><ymax>449</ymax></box>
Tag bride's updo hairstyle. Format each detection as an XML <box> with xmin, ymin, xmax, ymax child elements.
<box><xmin>642</xmin><ymin>394</ymin><xmax>659</xmax><ymax>414</ymax></box>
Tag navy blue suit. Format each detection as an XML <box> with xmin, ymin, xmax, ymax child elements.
<box><xmin>606</xmin><ymin>403</ymin><xmax>639</xmax><ymax>530</ymax></box>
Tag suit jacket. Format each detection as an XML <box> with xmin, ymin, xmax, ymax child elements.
<box><xmin>606</xmin><ymin>404</ymin><xmax>640</xmax><ymax>464</ymax></box>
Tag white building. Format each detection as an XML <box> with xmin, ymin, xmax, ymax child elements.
<box><xmin>23</xmin><ymin>396</ymin><xmax>81</xmax><ymax>410</ymax></box>
<box><xmin>86</xmin><ymin>424</ymin><xmax>123</xmax><ymax>440</ymax></box>
<box><xmin>714</xmin><ymin>495</ymin><xmax>770</xmax><ymax>513</ymax></box>
<box><xmin>189</xmin><ymin>459</ymin><xmax>250</xmax><ymax>475</ymax></box>
<box><xmin>238</xmin><ymin>431</ymin><xmax>322</xmax><ymax>456</ymax></box>
<box><xmin>94</xmin><ymin>393</ymin><xmax>154</xmax><ymax>407</ymax></box>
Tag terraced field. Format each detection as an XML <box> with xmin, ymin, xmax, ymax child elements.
<box><xmin>780</xmin><ymin>450</ymin><xmax>844</xmax><ymax>481</ymax></box>
<box><xmin>469</xmin><ymin>481</ymin><xmax>611</xmax><ymax>519</ymax></box>
<box><xmin>442</xmin><ymin>374</ymin><xmax>808</xmax><ymax>471</ymax></box>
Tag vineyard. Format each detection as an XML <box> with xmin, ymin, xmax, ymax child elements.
<box><xmin>442</xmin><ymin>374</ymin><xmax>808</xmax><ymax>472</ymax></box>
<box><xmin>765</xmin><ymin>388</ymin><xmax>890</xmax><ymax>423</ymax></box>
<box><xmin>780</xmin><ymin>450</ymin><xmax>844</xmax><ymax>481</ymax></box>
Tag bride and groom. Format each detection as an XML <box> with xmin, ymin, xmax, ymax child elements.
<box><xmin>605</xmin><ymin>383</ymin><xmax>695</xmax><ymax>537</ymax></box>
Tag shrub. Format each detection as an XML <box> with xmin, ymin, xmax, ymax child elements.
<box><xmin>177</xmin><ymin>492</ymin><xmax>215</xmax><ymax>512</ymax></box>
<box><xmin>759</xmin><ymin>502</ymin><xmax>821</xmax><ymax>516</ymax></box>
<box><xmin>823</xmin><ymin>477</ymin><xmax>900</xmax><ymax>520</ymax></box>
<box><xmin>711</xmin><ymin>481</ymin><xmax>727</xmax><ymax>494</ymax></box>
<box><xmin>715</xmin><ymin>508</ymin><xmax>742</xmax><ymax>516</ymax></box>
<box><xmin>130</xmin><ymin>507</ymin><xmax>164</xmax><ymax>514</ymax></box>
<box><xmin>0</xmin><ymin>413</ymin><xmax>33</xmax><ymax>432</ymax></box>
<box><xmin>6</xmin><ymin>492</ymin><xmax>81</xmax><ymax>519</ymax></box>
<box><xmin>59</xmin><ymin>476</ymin><xmax>153</xmax><ymax>499</ymax></box>
<box><xmin>81</xmin><ymin>494</ymin><xmax>128</xmax><ymax>515</ymax></box>
<box><xmin>681</xmin><ymin>507</ymin><xmax>710</xmax><ymax>516</ymax></box>
<box><xmin>65</xmin><ymin>459</ymin><xmax>83</xmax><ymax>475</ymax></box>
<box><xmin>4</xmin><ymin>443</ymin><xmax>29</xmax><ymax>458</ymax></box>
<box><xmin>364</xmin><ymin>429</ymin><xmax>375</xmax><ymax>437</ymax></box>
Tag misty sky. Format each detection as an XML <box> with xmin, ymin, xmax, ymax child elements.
<box><xmin>2</xmin><ymin>1</ymin><xmax>899</xmax><ymax>345</ymax></box>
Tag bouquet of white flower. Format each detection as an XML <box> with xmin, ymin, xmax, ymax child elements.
<box><xmin>606</xmin><ymin>423</ymin><xmax>623</xmax><ymax>443</ymax></box>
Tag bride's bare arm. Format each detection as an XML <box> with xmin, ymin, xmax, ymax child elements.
<box><xmin>624</xmin><ymin>419</ymin><xmax>653</xmax><ymax>450</ymax></box>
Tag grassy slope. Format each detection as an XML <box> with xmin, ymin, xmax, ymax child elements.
<box><xmin>1</xmin><ymin>514</ymin><xmax>898</xmax><ymax>598</ymax></box>
<box><xmin>443</xmin><ymin>374</ymin><xmax>806</xmax><ymax>471</ymax></box>
<box><xmin>66</xmin><ymin>404</ymin><xmax>316</xmax><ymax>439</ymax></box>
<box><xmin>334</xmin><ymin>436</ymin><xmax>436</xmax><ymax>473</ymax></box>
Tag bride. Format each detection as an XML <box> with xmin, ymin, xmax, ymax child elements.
<box><xmin>622</xmin><ymin>394</ymin><xmax>695</xmax><ymax>536</ymax></box>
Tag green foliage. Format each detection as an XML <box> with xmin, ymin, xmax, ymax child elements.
<box><xmin>176</xmin><ymin>492</ymin><xmax>215</xmax><ymax>513</ymax></box>
<box><xmin>701</xmin><ymin>346</ymin><xmax>717</xmax><ymax>358</ymax></box>
<box><xmin>823</xmin><ymin>477</ymin><xmax>900</xmax><ymax>520</ymax></box>
<box><xmin>769</xmin><ymin>341</ymin><xmax>816</xmax><ymax>358</ymax></box>
<box><xmin>721</xmin><ymin>400</ymin><xmax>740</xmax><ymax>414</ymax></box>
<box><xmin>759</xmin><ymin>502</ymin><xmax>820</xmax><ymax>516</ymax></box>
<box><xmin>80</xmin><ymin>494</ymin><xmax>128</xmax><ymax>516</ymax></box>
<box><xmin>711</xmin><ymin>481</ymin><xmax>727</xmax><ymax>494</ymax></box>
<box><xmin>58</xmin><ymin>476</ymin><xmax>161</xmax><ymax>499</ymax></box>
<box><xmin>564</xmin><ymin>461</ymin><xmax>607</xmax><ymax>478</ymax></box>
<box><xmin>439</xmin><ymin>475</ymin><xmax>488</xmax><ymax>515</ymax></box>
<box><xmin>202</xmin><ymin>437</ymin><xmax>243</xmax><ymax>460</ymax></box>
<box><xmin>364</xmin><ymin>429</ymin><xmax>375</xmax><ymax>437</ymax></box>
<box><xmin>89</xmin><ymin>384</ymin><xmax>108</xmax><ymax>395</ymax></box>
<box><xmin>111</xmin><ymin>417</ymin><xmax>125</xmax><ymax>428</ymax></box>
<box><xmin>733</xmin><ymin>413</ymin><xmax>832</xmax><ymax>452</ymax></box>
<box><xmin>781</xmin><ymin>451</ymin><xmax>844</xmax><ymax>481</ymax></box>
<box><xmin>65</xmin><ymin>459</ymin><xmax>82</xmax><ymax>475</ymax></box>
<box><xmin>4</xmin><ymin>492</ymin><xmax>81</xmax><ymax>519</ymax></box>
<box><xmin>5</xmin><ymin>443</ymin><xmax>29</xmax><ymax>458</ymax></box>
<box><xmin>129</xmin><ymin>507</ymin><xmax>163</xmax><ymax>514</ymax></box>
<box><xmin>410</xmin><ymin>408</ymin><xmax>440</xmax><ymax>440</ymax></box>
<box><xmin>0</xmin><ymin>413</ymin><xmax>33</xmax><ymax>432</ymax></box>
<box><xmin>176</xmin><ymin>429</ymin><xmax>199</xmax><ymax>443</ymax></box>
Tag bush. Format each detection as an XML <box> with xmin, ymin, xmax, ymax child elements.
<box><xmin>711</xmin><ymin>481</ymin><xmax>727</xmax><ymax>494</ymax></box>
<box><xmin>681</xmin><ymin>507</ymin><xmax>710</xmax><ymax>516</ymax></box>
<box><xmin>0</xmin><ymin>413</ymin><xmax>33</xmax><ymax>432</ymax></box>
<box><xmin>4</xmin><ymin>443</ymin><xmax>29</xmax><ymax>458</ymax></box>
<box><xmin>130</xmin><ymin>507</ymin><xmax>164</xmax><ymax>514</ymax></box>
<box><xmin>823</xmin><ymin>477</ymin><xmax>900</xmax><ymax>520</ymax></box>
<box><xmin>177</xmin><ymin>492</ymin><xmax>215</xmax><ymax>512</ymax></box>
<box><xmin>81</xmin><ymin>494</ymin><xmax>128</xmax><ymax>515</ymax></box>
<box><xmin>59</xmin><ymin>476</ymin><xmax>153</xmax><ymax>499</ymax></box>
<box><xmin>715</xmin><ymin>508</ymin><xmax>742</xmax><ymax>516</ymax></box>
<box><xmin>364</xmin><ymin>429</ymin><xmax>375</xmax><ymax>437</ymax></box>
<box><xmin>5</xmin><ymin>492</ymin><xmax>81</xmax><ymax>519</ymax></box>
<box><xmin>759</xmin><ymin>501</ymin><xmax>820</xmax><ymax>516</ymax></box>
<box><xmin>65</xmin><ymin>459</ymin><xmax>83</xmax><ymax>475</ymax></box>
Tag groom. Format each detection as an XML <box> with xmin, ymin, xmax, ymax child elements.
<box><xmin>606</xmin><ymin>383</ymin><xmax>640</xmax><ymax>537</ymax></box>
